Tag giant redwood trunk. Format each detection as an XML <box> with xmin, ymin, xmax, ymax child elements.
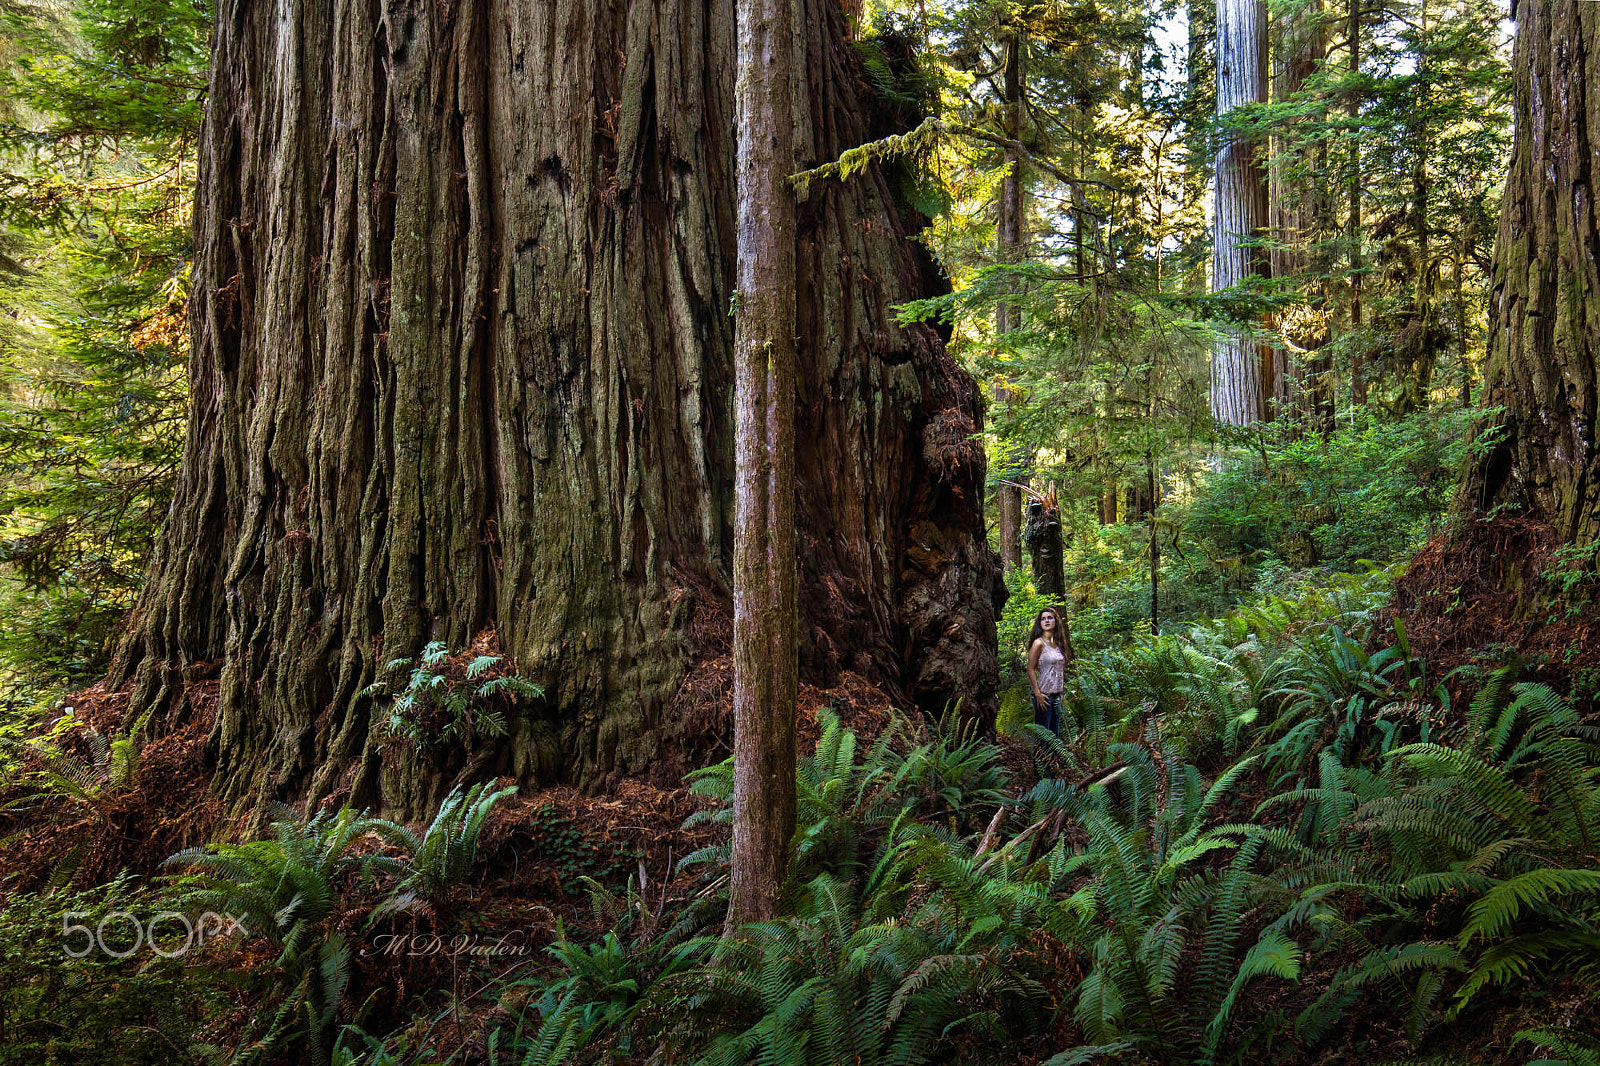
<box><xmin>1468</xmin><ymin>0</ymin><xmax>1600</xmax><ymax>545</ymax></box>
<box><xmin>112</xmin><ymin>0</ymin><xmax>1000</xmax><ymax>816</ymax></box>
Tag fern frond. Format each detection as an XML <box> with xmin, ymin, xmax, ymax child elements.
<box><xmin>1459</xmin><ymin>868</ymin><xmax>1600</xmax><ymax>944</ymax></box>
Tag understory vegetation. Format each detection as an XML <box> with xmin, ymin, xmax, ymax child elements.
<box><xmin>3</xmin><ymin>571</ymin><xmax>1595</xmax><ymax>1065</ymax></box>
<box><xmin>996</xmin><ymin>404</ymin><xmax>1477</xmax><ymax>705</ymax></box>
<box><xmin>482</xmin><ymin>580</ymin><xmax>1599</xmax><ymax>1065</ymax></box>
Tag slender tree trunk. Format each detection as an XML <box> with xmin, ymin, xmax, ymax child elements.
<box><xmin>1272</xmin><ymin>0</ymin><xmax>1332</xmax><ymax>432</ymax></box>
<box><xmin>1456</xmin><ymin>239</ymin><xmax>1472</xmax><ymax>405</ymax></box>
<box><xmin>1097</xmin><ymin>382</ymin><xmax>1116</xmax><ymax>525</ymax></box>
<box><xmin>1147</xmin><ymin>453</ymin><xmax>1159</xmax><ymax>635</ymax></box>
<box><xmin>1073</xmin><ymin>89</ymin><xmax>1089</xmax><ymax>287</ymax></box>
<box><xmin>1467</xmin><ymin>0</ymin><xmax>1600</xmax><ymax>547</ymax></box>
<box><xmin>1212</xmin><ymin>0</ymin><xmax>1273</xmax><ymax>425</ymax></box>
<box><xmin>995</xmin><ymin>27</ymin><xmax>1025</xmax><ymax>574</ymax></box>
<box><xmin>110</xmin><ymin>0</ymin><xmax>1000</xmax><ymax>818</ymax></box>
<box><xmin>728</xmin><ymin>0</ymin><xmax>798</xmax><ymax>926</ymax></box>
<box><xmin>1347</xmin><ymin>0</ymin><xmax>1367</xmax><ymax>408</ymax></box>
<box><xmin>1401</xmin><ymin>0</ymin><xmax>1438</xmax><ymax>415</ymax></box>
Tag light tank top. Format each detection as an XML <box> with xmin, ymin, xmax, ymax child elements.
<box><xmin>1037</xmin><ymin>640</ymin><xmax>1066</xmax><ymax>694</ymax></box>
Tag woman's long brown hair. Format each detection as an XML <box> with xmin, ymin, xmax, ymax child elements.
<box><xmin>1028</xmin><ymin>607</ymin><xmax>1075</xmax><ymax>658</ymax></box>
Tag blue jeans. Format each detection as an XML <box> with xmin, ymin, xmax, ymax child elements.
<box><xmin>1033</xmin><ymin>691</ymin><xmax>1061</xmax><ymax>736</ymax></box>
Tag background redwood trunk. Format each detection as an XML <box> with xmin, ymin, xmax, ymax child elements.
<box><xmin>1212</xmin><ymin>0</ymin><xmax>1273</xmax><ymax>425</ymax></box>
<box><xmin>112</xmin><ymin>0</ymin><xmax>1000</xmax><ymax>816</ymax></box>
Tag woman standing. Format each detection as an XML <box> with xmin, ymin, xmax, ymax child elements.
<box><xmin>1026</xmin><ymin>607</ymin><xmax>1073</xmax><ymax>736</ymax></box>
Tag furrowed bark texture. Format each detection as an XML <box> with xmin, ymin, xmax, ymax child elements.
<box><xmin>112</xmin><ymin>0</ymin><xmax>1000</xmax><ymax>816</ymax></box>
<box><xmin>729</xmin><ymin>0</ymin><xmax>798</xmax><ymax>925</ymax></box>
<box><xmin>1469</xmin><ymin>0</ymin><xmax>1600</xmax><ymax>545</ymax></box>
<box><xmin>1212</xmin><ymin>0</ymin><xmax>1272</xmax><ymax>425</ymax></box>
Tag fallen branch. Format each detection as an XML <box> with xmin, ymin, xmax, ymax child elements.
<box><xmin>974</xmin><ymin>806</ymin><xmax>1007</xmax><ymax>858</ymax></box>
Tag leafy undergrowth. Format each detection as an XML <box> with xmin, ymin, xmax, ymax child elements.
<box><xmin>2</xmin><ymin>573</ymin><xmax>1598</xmax><ymax>1066</ymax></box>
<box><xmin>0</xmin><ymin>678</ymin><xmax>222</xmax><ymax>894</ymax></box>
<box><xmin>468</xmin><ymin>575</ymin><xmax>1599</xmax><ymax>1066</ymax></box>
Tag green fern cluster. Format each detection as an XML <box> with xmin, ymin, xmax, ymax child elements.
<box><xmin>1</xmin><ymin>710</ymin><xmax>148</xmax><ymax>890</ymax></box>
<box><xmin>167</xmin><ymin>807</ymin><xmax>376</xmax><ymax>1065</ymax></box>
<box><xmin>1063</xmin><ymin>598</ymin><xmax>1430</xmax><ymax>787</ymax></box>
<box><xmin>482</xmin><ymin>584</ymin><xmax>1599</xmax><ymax>1066</ymax></box>
<box><xmin>164</xmin><ymin>781</ymin><xmax>515</xmax><ymax>1064</ymax></box>
<box><xmin>1281</xmin><ymin>678</ymin><xmax>1600</xmax><ymax>1022</ymax></box>
<box><xmin>359</xmin><ymin>641</ymin><xmax>543</xmax><ymax>748</ymax></box>
<box><xmin>499</xmin><ymin>711</ymin><xmax>1053</xmax><ymax>1064</ymax></box>
<box><xmin>682</xmin><ymin>706</ymin><xmax>1010</xmax><ymax>884</ymax></box>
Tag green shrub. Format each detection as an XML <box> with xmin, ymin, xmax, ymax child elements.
<box><xmin>1038</xmin><ymin>410</ymin><xmax>1470</xmax><ymax>660</ymax></box>
<box><xmin>0</xmin><ymin>878</ymin><xmax>223</xmax><ymax>1066</ymax></box>
<box><xmin>1183</xmin><ymin>408</ymin><xmax>1476</xmax><ymax>570</ymax></box>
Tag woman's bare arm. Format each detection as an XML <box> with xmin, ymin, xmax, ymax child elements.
<box><xmin>1027</xmin><ymin>639</ymin><xmax>1044</xmax><ymax>703</ymax></box>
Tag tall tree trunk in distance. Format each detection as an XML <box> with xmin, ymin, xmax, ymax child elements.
<box><xmin>1467</xmin><ymin>0</ymin><xmax>1600</xmax><ymax>546</ymax></box>
<box><xmin>1271</xmin><ymin>0</ymin><xmax>1333</xmax><ymax>432</ymax></box>
<box><xmin>1024</xmin><ymin>497</ymin><xmax>1065</xmax><ymax>597</ymax></box>
<box><xmin>1185</xmin><ymin>0</ymin><xmax>1217</xmax><ymax>213</ymax></box>
<box><xmin>1097</xmin><ymin>383</ymin><xmax>1116</xmax><ymax>525</ymax></box>
<box><xmin>728</xmin><ymin>0</ymin><xmax>799</xmax><ymax>927</ymax></box>
<box><xmin>1212</xmin><ymin>0</ymin><xmax>1273</xmax><ymax>425</ymax></box>
<box><xmin>1399</xmin><ymin>0</ymin><xmax>1438</xmax><ymax>415</ymax></box>
<box><xmin>1347</xmin><ymin>0</ymin><xmax>1367</xmax><ymax>408</ymax></box>
<box><xmin>109</xmin><ymin>0</ymin><xmax>1000</xmax><ymax>819</ymax></box>
<box><xmin>995</xmin><ymin>27</ymin><xmax>1025</xmax><ymax>574</ymax></box>
<box><xmin>1456</xmin><ymin>237</ymin><xmax>1472</xmax><ymax>405</ymax></box>
<box><xmin>1147</xmin><ymin>453</ymin><xmax>1159</xmax><ymax>634</ymax></box>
